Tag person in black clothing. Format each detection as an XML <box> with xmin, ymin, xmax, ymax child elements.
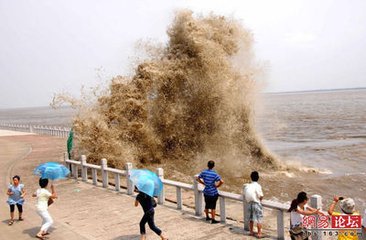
<box><xmin>135</xmin><ymin>191</ymin><xmax>168</xmax><ymax>240</ymax></box>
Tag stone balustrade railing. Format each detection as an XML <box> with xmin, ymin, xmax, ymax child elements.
<box><xmin>63</xmin><ymin>153</ymin><xmax>331</xmax><ymax>240</ymax></box>
<box><xmin>0</xmin><ymin>122</ymin><xmax>70</xmax><ymax>138</ymax></box>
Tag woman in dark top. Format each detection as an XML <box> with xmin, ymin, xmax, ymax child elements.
<box><xmin>135</xmin><ymin>191</ymin><xmax>168</xmax><ymax>240</ymax></box>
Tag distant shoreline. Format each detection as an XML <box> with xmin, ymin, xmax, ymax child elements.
<box><xmin>265</xmin><ymin>86</ymin><xmax>366</xmax><ymax>95</ymax></box>
<box><xmin>1</xmin><ymin>87</ymin><xmax>365</xmax><ymax>110</ymax></box>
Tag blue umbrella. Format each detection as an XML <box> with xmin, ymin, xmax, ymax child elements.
<box><xmin>129</xmin><ymin>169</ymin><xmax>163</xmax><ymax>197</ymax></box>
<box><xmin>34</xmin><ymin>162</ymin><xmax>70</xmax><ymax>180</ymax></box>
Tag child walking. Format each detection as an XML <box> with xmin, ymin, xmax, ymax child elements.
<box><xmin>6</xmin><ymin>175</ymin><xmax>26</xmax><ymax>225</ymax></box>
<box><xmin>32</xmin><ymin>178</ymin><xmax>57</xmax><ymax>239</ymax></box>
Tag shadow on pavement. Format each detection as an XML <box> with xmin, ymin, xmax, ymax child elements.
<box><xmin>23</xmin><ymin>226</ymin><xmax>55</xmax><ymax>238</ymax></box>
<box><xmin>112</xmin><ymin>234</ymin><xmax>140</xmax><ymax>240</ymax></box>
<box><xmin>23</xmin><ymin>227</ymin><xmax>39</xmax><ymax>238</ymax></box>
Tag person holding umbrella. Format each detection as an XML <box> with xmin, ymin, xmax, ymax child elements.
<box><xmin>32</xmin><ymin>178</ymin><xmax>57</xmax><ymax>239</ymax></box>
<box><xmin>32</xmin><ymin>162</ymin><xmax>69</xmax><ymax>239</ymax></box>
<box><xmin>130</xmin><ymin>169</ymin><xmax>168</xmax><ymax>240</ymax></box>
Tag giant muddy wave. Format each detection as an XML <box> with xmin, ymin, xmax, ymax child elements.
<box><xmin>53</xmin><ymin>10</ymin><xmax>281</xmax><ymax>179</ymax></box>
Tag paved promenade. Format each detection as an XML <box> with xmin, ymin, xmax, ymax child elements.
<box><xmin>0</xmin><ymin>132</ymin><xmax>276</xmax><ymax>239</ymax></box>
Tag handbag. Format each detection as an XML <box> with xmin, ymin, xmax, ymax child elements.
<box><xmin>151</xmin><ymin>197</ymin><xmax>157</xmax><ymax>208</ymax></box>
<box><xmin>289</xmin><ymin>225</ymin><xmax>307</xmax><ymax>240</ymax></box>
<box><xmin>290</xmin><ymin>226</ymin><xmax>304</xmax><ymax>235</ymax></box>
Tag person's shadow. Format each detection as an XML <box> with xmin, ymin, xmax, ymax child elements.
<box><xmin>1</xmin><ymin>219</ymin><xmax>9</xmax><ymax>225</ymax></box>
<box><xmin>23</xmin><ymin>227</ymin><xmax>55</xmax><ymax>238</ymax></box>
<box><xmin>112</xmin><ymin>234</ymin><xmax>140</xmax><ymax>240</ymax></box>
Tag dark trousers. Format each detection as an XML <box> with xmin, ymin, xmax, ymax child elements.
<box><xmin>204</xmin><ymin>194</ymin><xmax>218</xmax><ymax>210</ymax></box>
<box><xmin>139</xmin><ymin>210</ymin><xmax>162</xmax><ymax>236</ymax></box>
<box><xmin>10</xmin><ymin>204</ymin><xmax>23</xmax><ymax>213</ymax></box>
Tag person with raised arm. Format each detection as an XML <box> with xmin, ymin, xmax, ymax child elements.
<box><xmin>288</xmin><ymin>191</ymin><xmax>323</xmax><ymax>240</ymax></box>
<box><xmin>328</xmin><ymin>196</ymin><xmax>359</xmax><ymax>240</ymax></box>
<box><xmin>32</xmin><ymin>178</ymin><xmax>57</xmax><ymax>239</ymax></box>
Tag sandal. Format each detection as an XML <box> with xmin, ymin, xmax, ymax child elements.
<box><xmin>36</xmin><ymin>234</ymin><xmax>44</xmax><ymax>239</ymax></box>
<box><xmin>18</xmin><ymin>217</ymin><xmax>24</xmax><ymax>221</ymax></box>
<box><xmin>8</xmin><ymin>220</ymin><xmax>14</xmax><ymax>225</ymax></box>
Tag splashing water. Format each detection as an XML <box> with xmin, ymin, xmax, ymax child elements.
<box><xmin>53</xmin><ymin>10</ymin><xmax>281</xmax><ymax>178</ymax></box>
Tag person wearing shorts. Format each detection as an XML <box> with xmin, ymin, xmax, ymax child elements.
<box><xmin>196</xmin><ymin>160</ymin><xmax>224</xmax><ymax>224</ymax></box>
<box><xmin>244</xmin><ymin>171</ymin><xmax>264</xmax><ymax>238</ymax></box>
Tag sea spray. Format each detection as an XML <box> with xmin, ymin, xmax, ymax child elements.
<box><xmin>53</xmin><ymin>10</ymin><xmax>280</xmax><ymax>178</ymax></box>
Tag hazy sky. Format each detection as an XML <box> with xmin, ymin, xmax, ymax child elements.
<box><xmin>1</xmin><ymin>0</ymin><xmax>365</xmax><ymax>108</ymax></box>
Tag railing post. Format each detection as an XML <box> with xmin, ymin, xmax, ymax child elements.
<box><xmin>92</xmin><ymin>168</ymin><xmax>97</xmax><ymax>186</ymax></box>
<box><xmin>310</xmin><ymin>195</ymin><xmax>323</xmax><ymax>240</ymax></box>
<box><xmin>71</xmin><ymin>165</ymin><xmax>76</xmax><ymax>179</ymax></box>
<box><xmin>156</xmin><ymin>168</ymin><xmax>164</xmax><ymax>205</ymax></box>
<box><xmin>310</xmin><ymin>194</ymin><xmax>322</xmax><ymax>210</ymax></box>
<box><xmin>193</xmin><ymin>175</ymin><xmax>203</xmax><ymax>216</ymax></box>
<box><xmin>29</xmin><ymin>125</ymin><xmax>33</xmax><ymax>133</ymax></box>
<box><xmin>63</xmin><ymin>152</ymin><xmax>70</xmax><ymax>171</ymax></box>
<box><xmin>219</xmin><ymin>196</ymin><xmax>226</xmax><ymax>223</ymax></box>
<box><xmin>115</xmin><ymin>173</ymin><xmax>121</xmax><ymax>192</ymax></box>
<box><xmin>277</xmin><ymin>210</ymin><xmax>285</xmax><ymax>240</ymax></box>
<box><xmin>125</xmin><ymin>162</ymin><xmax>133</xmax><ymax>195</ymax></box>
<box><xmin>243</xmin><ymin>184</ymin><xmax>249</xmax><ymax>231</ymax></box>
<box><xmin>101</xmin><ymin>158</ymin><xmax>108</xmax><ymax>188</ymax></box>
<box><xmin>72</xmin><ymin>158</ymin><xmax>79</xmax><ymax>179</ymax></box>
<box><xmin>176</xmin><ymin>187</ymin><xmax>182</xmax><ymax>210</ymax></box>
<box><xmin>81</xmin><ymin>155</ymin><xmax>87</xmax><ymax>182</ymax></box>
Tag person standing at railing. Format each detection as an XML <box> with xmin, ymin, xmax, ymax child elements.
<box><xmin>196</xmin><ymin>160</ymin><xmax>224</xmax><ymax>224</ymax></box>
<box><xmin>328</xmin><ymin>196</ymin><xmax>360</xmax><ymax>240</ymax></box>
<box><xmin>244</xmin><ymin>171</ymin><xmax>264</xmax><ymax>238</ymax></box>
<box><xmin>6</xmin><ymin>175</ymin><xmax>26</xmax><ymax>225</ymax></box>
<box><xmin>288</xmin><ymin>191</ymin><xmax>323</xmax><ymax>240</ymax></box>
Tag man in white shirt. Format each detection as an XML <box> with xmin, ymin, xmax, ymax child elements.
<box><xmin>244</xmin><ymin>171</ymin><xmax>264</xmax><ymax>238</ymax></box>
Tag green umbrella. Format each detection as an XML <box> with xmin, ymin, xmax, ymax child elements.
<box><xmin>67</xmin><ymin>129</ymin><xmax>73</xmax><ymax>159</ymax></box>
